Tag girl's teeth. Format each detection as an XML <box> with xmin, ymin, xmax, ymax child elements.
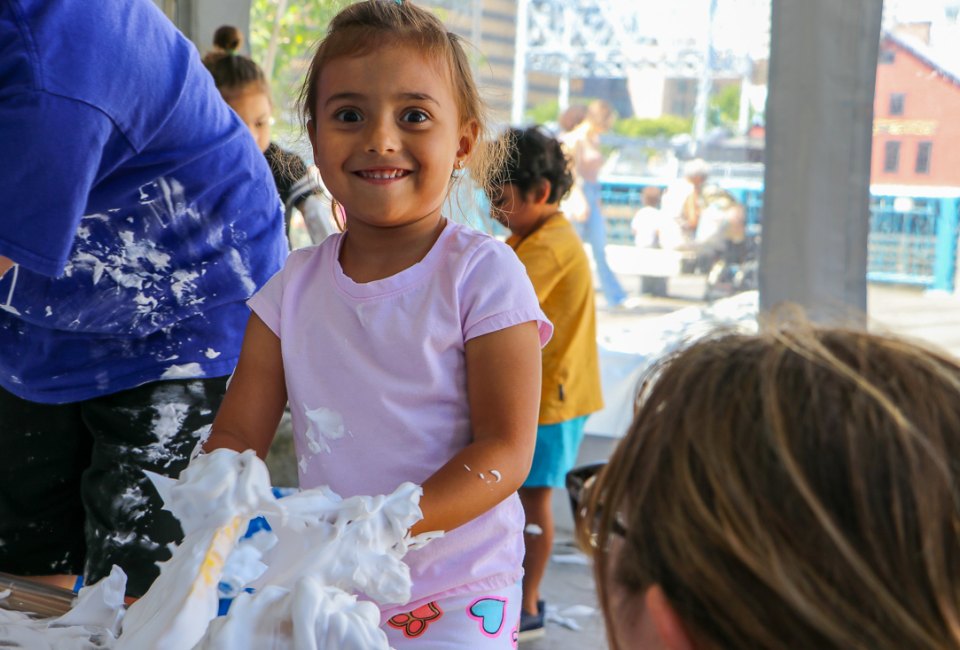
<box><xmin>362</xmin><ymin>170</ymin><xmax>404</xmax><ymax>179</ymax></box>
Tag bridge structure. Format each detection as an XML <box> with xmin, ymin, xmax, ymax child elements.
<box><xmin>510</xmin><ymin>0</ymin><xmax>764</xmax><ymax>145</ymax></box>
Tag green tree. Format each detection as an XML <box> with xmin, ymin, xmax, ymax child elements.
<box><xmin>612</xmin><ymin>115</ymin><xmax>692</xmax><ymax>138</ymax></box>
<box><xmin>708</xmin><ymin>83</ymin><xmax>741</xmax><ymax>128</ymax></box>
<box><xmin>250</xmin><ymin>0</ymin><xmax>350</xmax><ymax>124</ymax></box>
<box><xmin>524</xmin><ymin>100</ymin><xmax>560</xmax><ymax>126</ymax></box>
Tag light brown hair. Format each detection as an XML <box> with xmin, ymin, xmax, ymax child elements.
<box><xmin>584</xmin><ymin>322</ymin><xmax>960</xmax><ymax>649</ymax></box>
<box><xmin>297</xmin><ymin>0</ymin><xmax>505</xmax><ymax>217</ymax></box>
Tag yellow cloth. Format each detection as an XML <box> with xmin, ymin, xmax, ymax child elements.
<box><xmin>507</xmin><ymin>214</ymin><xmax>603</xmax><ymax>424</ymax></box>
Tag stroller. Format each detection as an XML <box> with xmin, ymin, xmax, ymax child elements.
<box><xmin>703</xmin><ymin>232</ymin><xmax>760</xmax><ymax>302</ymax></box>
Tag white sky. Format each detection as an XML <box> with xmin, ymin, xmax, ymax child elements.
<box><xmin>619</xmin><ymin>0</ymin><xmax>771</xmax><ymax>58</ymax></box>
<box><xmin>616</xmin><ymin>0</ymin><xmax>956</xmax><ymax>60</ymax></box>
<box><xmin>884</xmin><ymin>0</ymin><xmax>955</xmax><ymax>23</ymax></box>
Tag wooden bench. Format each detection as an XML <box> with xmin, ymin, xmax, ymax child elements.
<box><xmin>602</xmin><ymin>244</ymin><xmax>696</xmax><ymax>297</ymax></box>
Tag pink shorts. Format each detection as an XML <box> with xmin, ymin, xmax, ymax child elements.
<box><xmin>384</xmin><ymin>583</ymin><xmax>522</xmax><ymax>649</ymax></box>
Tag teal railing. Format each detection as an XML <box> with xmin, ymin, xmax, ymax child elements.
<box><xmin>601</xmin><ymin>177</ymin><xmax>960</xmax><ymax>292</ymax></box>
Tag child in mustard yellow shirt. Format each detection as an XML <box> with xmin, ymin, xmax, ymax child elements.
<box><xmin>490</xmin><ymin>127</ymin><xmax>604</xmax><ymax>640</ymax></box>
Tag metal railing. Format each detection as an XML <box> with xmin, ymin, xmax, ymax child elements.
<box><xmin>600</xmin><ymin>176</ymin><xmax>960</xmax><ymax>291</ymax></box>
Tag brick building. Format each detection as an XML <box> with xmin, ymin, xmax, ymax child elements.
<box><xmin>872</xmin><ymin>31</ymin><xmax>960</xmax><ymax>186</ymax></box>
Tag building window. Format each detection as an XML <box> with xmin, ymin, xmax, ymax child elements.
<box><xmin>889</xmin><ymin>93</ymin><xmax>905</xmax><ymax>116</ymax></box>
<box><xmin>916</xmin><ymin>141</ymin><xmax>933</xmax><ymax>174</ymax></box>
<box><xmin>879</xmin><ymin>48</ymin><xmax>896</xmax><ymax>64</ymax></box>
<box><xmin>884</xmin><ymin>141</ymin><xmax>901</xmax><ymax>173</ymax></box>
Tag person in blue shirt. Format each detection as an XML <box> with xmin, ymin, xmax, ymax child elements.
<box><xmin>0</xmin><ymin>0</ymin><xmax>287</xmax><ymax>597</ymax></box>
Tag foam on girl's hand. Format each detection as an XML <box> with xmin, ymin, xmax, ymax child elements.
<box><xmin>119</xmin><ymin>449</ymin><xmax>273</xmax><ymax>649</ymax></box>
<box><xmin>0</xmin><ymin>448</ymin><xmax>438</xmax><ymax>649</ymax></box>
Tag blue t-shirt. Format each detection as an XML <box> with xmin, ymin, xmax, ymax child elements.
<box><xmin>0</xmin><ymin>0</ymin><xmax>287</xmax><ymax>403</ymax></box>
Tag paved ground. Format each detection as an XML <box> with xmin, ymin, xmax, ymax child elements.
<box><xmin>517</xmin><ymin>433</ymin><xmax>616</xmax><ymax>649</ymax></box>
<box><xmin>265</xmin><ymin>269</ymin><xmax>960</xmax><ymax>650</ymax></box>
<box><xmin>602</xmin><ymin>272</ymin><xmax>960</xmax><ymax>360</ymax></box>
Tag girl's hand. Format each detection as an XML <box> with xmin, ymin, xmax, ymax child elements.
<box><xmin>205</xmin><ymin>314</ymin><xmax>288</xmax><ymax>459</ymax></box>
<box><xmin>412</xmin><ymin>321</ymin><xmax>542</xmax><ymax>535</ymax></box>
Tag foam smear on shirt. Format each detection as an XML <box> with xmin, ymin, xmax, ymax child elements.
<box><xmin>303</xmin><ymin>406</ymin><xmax>348</xmax><ymax>454</ymax></box>
<box><xmin>0</xmin><ymin>448</ymin><xmax>437</xmax><ymax>649</ymax></box>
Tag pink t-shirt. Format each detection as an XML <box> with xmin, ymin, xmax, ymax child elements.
<box><xmin>247</xmin><ymin>221</ymin><xmax>552</xmax><ymax>618</ymax></box>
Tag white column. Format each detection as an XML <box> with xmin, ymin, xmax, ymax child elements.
<box><xmin>738</xmin><ymin>74</ymin><xmax>752</xmax><ymax>135</ymax></box>
<box><xmin>510</xmin><ymin>0</ymin><xmax>530</xmax><ymax>126</ymax></box>
<box><xmin>692</xmin><ymin>0</ymin><xmax>718</xmax><ymax>154</ymax></box>
<box><xmin>557</xmin><ymin>5</ymin><xmax>574</xmax><ymax>113</ymax></box>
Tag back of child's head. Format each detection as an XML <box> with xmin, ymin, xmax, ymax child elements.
<box><xmin>585</xmin><ymin>320</ymin><xmax>960</xmax><ymax>650</ymax></box>
<box><xmin>202</xmin><ymin>51</ymin><xmax>269</xmax><ymax>103</ymax></box>
<box><xmin>495</xmin><ymin>127</ymin><xmax>574</xmax><ymax>205</ymax></box>
<box><xmin>642</xmin><ymin>185</ymin><xmax>662</xmax><ymax>208</ymax></box>
<box><xmin>298</xmin><ymin>0</ymin><xmax>502</xmax><ymax>198</ymax></box>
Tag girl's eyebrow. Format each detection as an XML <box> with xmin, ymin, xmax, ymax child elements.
<box><xmin>323</xmin><ymin>91</ymin><xmax>439</xmax><ymax>108</ymax></box>
<box><xmin>398</xmin><ymin>92</ymin><xmax>439</xmax><ymax>105</ymax></box>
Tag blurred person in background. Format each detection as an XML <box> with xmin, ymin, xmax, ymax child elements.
<box><xmin>630</xmin><ymin>186</ymin><xmax>666</xmax><ymax>249</ymax></box>
<box><xmin>560</xmin><ymin>100</ymin><xmax>627</xmax><ymax>309</ymax></box>
<box><xmin>201</xmin><ymin>24</ymin><xmax>244</xmax><ymax>64</ymax></box>
<box><xmin>661</xmin><ymin>158</ymin><xmax>709</xmax><ymax>243</ymax></box>
<box><xmin>203</xmin><ymin>38</ymin><xmax>335</xmax><ymax>246</ymax></box>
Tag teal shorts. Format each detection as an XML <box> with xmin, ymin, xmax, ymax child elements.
<box><xmin>522</xmin><ymin>416</ymin><xmax>589</xmax><ymax>489</ymax></box>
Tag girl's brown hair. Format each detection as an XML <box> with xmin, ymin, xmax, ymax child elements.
<box><xmin>297</xmin><ymin>0</ymin><xmax>505</xmax><ymax>213</ymax></box>
<box><xmin>212</xmin><ymin>25</ymin><xmax>243</xmax><ymax>53</ymax></box>
<box><xmin>202</xmin><ymin>51</ymin><xmax>270</xmax><ymax>103</ymax></box>
<box><xmin>584</xmin><ymin>322</ymin><xmax>960</xmax><ymax>649</ymax></box>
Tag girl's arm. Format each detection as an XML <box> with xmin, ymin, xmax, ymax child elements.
<box><xmin>411</xmin><ymin>320</ymin><xmax>542</xmax><ymax>535</ymax></box>
<box><xmin>204</xmin><ymin>313</ymin><xmax>288</xmax><ymax>459</ymax></box>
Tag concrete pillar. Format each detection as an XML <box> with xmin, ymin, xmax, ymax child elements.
<box><xmin>759</xmin><ymin>0</ymin><xmax>884</xmax><ymax>324</ymax></box>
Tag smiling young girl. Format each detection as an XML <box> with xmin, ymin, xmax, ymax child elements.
<box><xmin>204</xmin><ymin>2</ymin><xmax>551</xmax><ymax>647</ymax></box>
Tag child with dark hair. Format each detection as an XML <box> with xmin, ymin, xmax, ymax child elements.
<box><xmin>490</xmin><ymin>126</ymin><xmax>604</xmax><ymax>640</ymax></box>
<box><xmin>212</xmin><ymin>24</ymin><xmax>243</xmax><ymax>53</ymax></box>
<box><xmin>202</xmin><ymin>25</ymin><xmax>244</xmax><ymax>65</ymax></box>
<box><xmin>203</xmin><ymin>49</ymin><xmax>327</xmax><ymax>243</ymax></box>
